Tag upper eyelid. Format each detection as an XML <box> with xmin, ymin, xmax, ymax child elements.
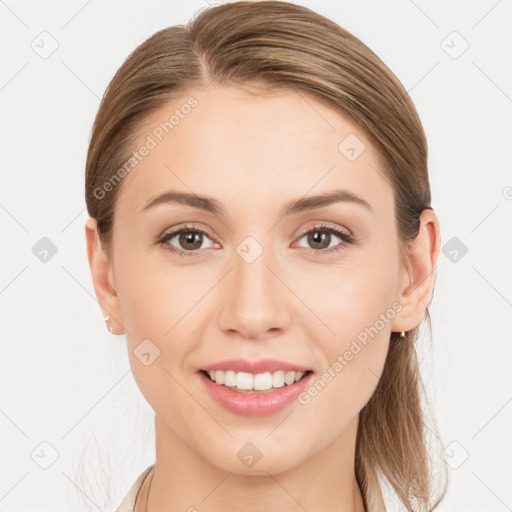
<box><xmin>158</xmin><ymin>223</ymin><xmax>214</xmax><ymax>241</ymax></box>
<box><xmin>296</xmin><ymin>222</ymin><xmax>352</xmax><ymax>238</ymax></box>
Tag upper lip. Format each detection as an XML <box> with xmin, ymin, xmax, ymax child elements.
<box><xmin>201</xmin><ymin>358</ymin><xmax>312</xmax><ymax>374</ymax></box>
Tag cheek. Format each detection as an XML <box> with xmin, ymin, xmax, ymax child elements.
<box><xmin>119</xmin><ymin>276</ymin><xmax>195</xmax><ymax>422</ymax></box>
<box><xmin>112</xmin><ymin>250</ymin><xmax>185</xmax><ymax>391</ymax></box>
<box><xmin>301</xmin><ymin>258</ymin><xmax>397</xmax><ymax>342</ymax></box>
<box><xmin>115</xmin><ymin>244</ymin><xmax>202</xmax><ymax>338</ymax></box>
<box><xmin>295</xmin><ymin>261</ymin><xmax>395</xmax><ymax>413</ymax></box>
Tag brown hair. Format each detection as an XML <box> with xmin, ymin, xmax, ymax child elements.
<box><xmin>84</xmin><ymin>1</ymin><xmax>448</xmax><ymax>510</ymax></box>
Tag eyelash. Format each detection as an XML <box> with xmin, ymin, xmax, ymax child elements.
<box><xmin>156</xmin><ymin>223</ymin><xmax>355</xmax><ymax>257</ymax></box>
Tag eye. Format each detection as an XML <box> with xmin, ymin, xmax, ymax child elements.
<box><xmin>157</xmin><ymin>224</ymin><xmax>215</xmax><ymax>256</ymax></box>
<box><xmin>156</xmin><ymin>222</ymin><xmax>354</xmax><ymax>257</ymax></box>
<box><xmin>295</xmin><ymin>223</ymin><xmax>354</xmax><ymax>255</ymax></box>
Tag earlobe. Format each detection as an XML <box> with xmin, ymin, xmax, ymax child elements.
<box><xmin>390</xmin><ymin>208</ymin><xmax>441</xmax><ymax>333</ymax></box>
<box><xmin>84</xmin><ymin>217</ymin><xmax>124</xmax><ymax>334</ymax></box>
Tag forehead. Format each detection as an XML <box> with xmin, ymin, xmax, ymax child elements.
<box><xmin>114</xmin><ymin>84</ymin><xmax>394</xmax><ymax>223</ymax></box>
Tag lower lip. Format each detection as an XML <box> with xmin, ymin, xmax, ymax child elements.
<box><xmin>199</xmin><ymin>371</ymin><xmax>314</xmax><ymax>417</ymax></box>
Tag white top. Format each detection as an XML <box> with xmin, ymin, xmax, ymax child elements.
<box><xmin>115</xmin><ymin>464</ymin><xmax>154</xmax><ymax>512</ymax></box>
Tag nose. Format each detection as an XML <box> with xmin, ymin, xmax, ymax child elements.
<box><xmin>217</xmin><ymin>239</ymin><xmax>291</xmax><ymax>340</ymax></box>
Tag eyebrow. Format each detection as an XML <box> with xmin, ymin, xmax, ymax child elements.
<box><xmin>142</xmin><ymin>188</ymin><xmax>373</xmax><ymax>216</ymax></box>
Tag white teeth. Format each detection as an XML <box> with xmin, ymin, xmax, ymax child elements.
<box><xmin>272</xmin><ymin>370</ymin><xmax>285</xmax><ymax>388</ymax></box>
<box><xmin>225</xmin><ymin>370</ymin><xmax>237</xmax><ymax>387</ymax></box>
<box><xmin>236</xmin><ymin>371</ymin><xmax>253</xmax><ymax>390</ymax></box>
<box><xmin>285</xmin><ymin>371</ymin><xmax>295</xmax><ymax>385</ymax></box>
<box><xmin>205</xmin><ymin>369</ymin><xmax>308</xmax><ymax>391</ymax></box>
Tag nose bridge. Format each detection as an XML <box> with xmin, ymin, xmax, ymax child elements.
<box><xmin>218</xmin><ymin>231</ymin><xmax>290</xmax><ymax>337</ymax></box>
<box><xmin>233</xmin><ymin>232</ymin><xmax>277</xmax><ymax>302</ymax></box>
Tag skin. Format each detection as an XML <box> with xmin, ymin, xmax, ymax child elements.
<box><xmin>85</xmin><ymin>84</ymin><xmax>440</xmax><ymax>512</ymax></box>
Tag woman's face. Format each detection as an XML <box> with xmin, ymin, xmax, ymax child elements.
<box><xmin>103</xmin><ymin>84</ymin><xmax>410</xmax><ymax>474</ymax></box>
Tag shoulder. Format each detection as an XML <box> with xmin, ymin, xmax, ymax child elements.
<box><xmin>114</xmin><ymin>464</ymin><xmax>154</xmax><ymax>512</ymax></box>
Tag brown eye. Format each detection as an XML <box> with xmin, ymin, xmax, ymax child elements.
<box><xmin>177</xmin><ymin>231</ymin><xmax>203</xmax><ymax>251</ymax></box>
<box><xmin>296</xmin><ymin>224</ymin><xmax>354</xmax><ymax>255</ymax></box>
<box><xmin>306</xmin><ymin>230</ymin><xmax>332</xmax><ymax>250</ymax></box>
<box><xmin>158</xmin><ymin>225</ymin><xmax>214</xmax><ymax>255</ymax></box>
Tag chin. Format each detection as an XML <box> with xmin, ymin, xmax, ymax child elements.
<box><xmin>205</xmin><ymin>442</ymin><xmax>305</xmax><ymax>476</ymax></box>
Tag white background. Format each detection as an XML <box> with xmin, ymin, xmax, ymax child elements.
<box><xmin>1</xmin><ymin>0</ymin><xmax>511</xmax><ymax>510</ymax></box>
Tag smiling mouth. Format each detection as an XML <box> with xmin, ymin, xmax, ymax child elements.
<box><xmin>200</xmin><ymin>369</ymin><xmax>314</xmax><ymax>394</ymax></box>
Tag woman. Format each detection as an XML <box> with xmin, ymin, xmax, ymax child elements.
<box><xmin>84</xmin><ymin>1</ymin><xmax>448</xmax><ymax>510</ymax></box>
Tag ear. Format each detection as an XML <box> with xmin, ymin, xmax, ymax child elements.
<box><xmin>390</xmin><ymin>208</ymin><xmax>441</xmax><ymax>333</ymax></box>
<box><xmin>85</xmin><ymin>216</ymin><xmax>124</xmax><ymax>334</ymax></box>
